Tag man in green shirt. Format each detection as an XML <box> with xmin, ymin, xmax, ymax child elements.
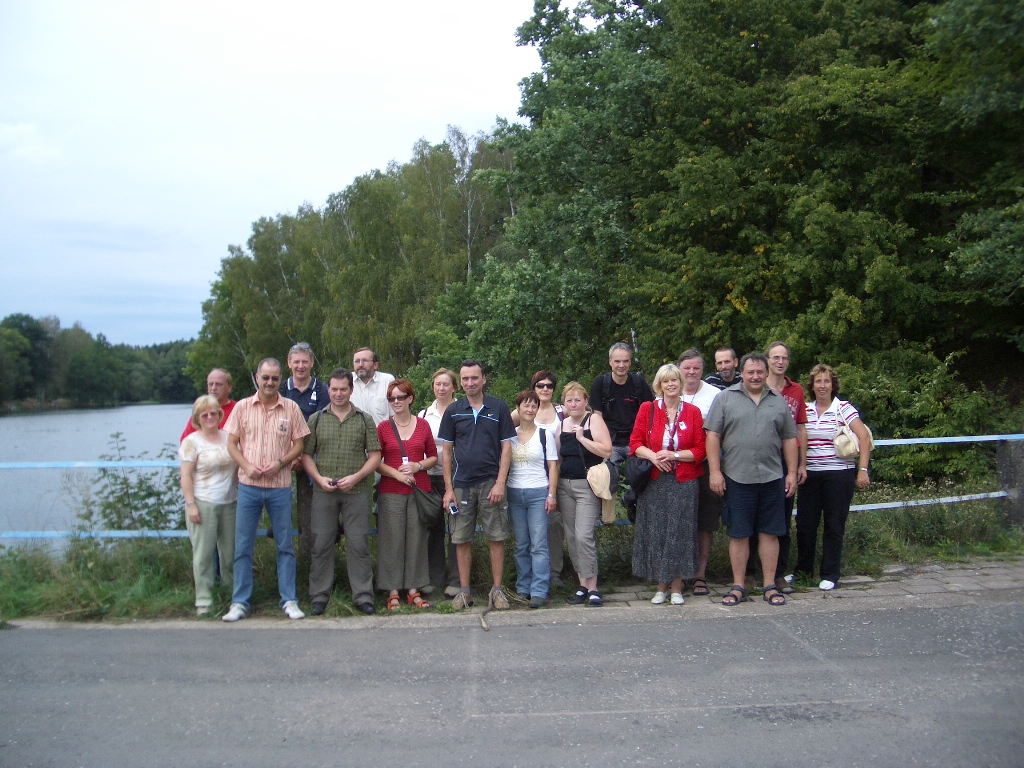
<box><xmin>301</xmin><ymin>368</ymin><xmax>381</xmax><ymax>615</ymax></box>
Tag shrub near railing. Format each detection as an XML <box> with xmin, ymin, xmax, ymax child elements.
<box><xmin>68</xmin><ymin>433</ymin><xmax>184</xmax><ymax>533</ymax></box>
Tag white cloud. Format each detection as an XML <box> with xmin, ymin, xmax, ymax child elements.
<box><xmin>0</xmin><ymin>123</ymin><xmax>59</xmax><ymax>162</ymax></box>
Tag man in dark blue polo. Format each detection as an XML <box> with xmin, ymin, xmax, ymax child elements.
<box><xmin>438</xmin><ymin>359</ymin><xmax>516</xmax><ymax>611</ymax></box>
<box><xmin>278</xmin><ymin>342</ymin><xmax>328</xmax><ymax>558</ymax></box>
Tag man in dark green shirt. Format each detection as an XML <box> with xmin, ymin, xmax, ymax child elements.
<box><xmin>301</xmin><ymin>368</ymin><xmax>381</xmax><ymax>615</ymax></box>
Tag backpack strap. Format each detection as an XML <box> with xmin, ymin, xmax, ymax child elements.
<box><xmin>540</xmin><ymin>427</ymin><xmax>548</xmax><ymax>479</ymax></box>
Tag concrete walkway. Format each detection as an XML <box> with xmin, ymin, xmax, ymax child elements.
<box><xmin>7</xmin><ymin>556</ymin><xmax>1022</xmax><ymax>631</ymax></box>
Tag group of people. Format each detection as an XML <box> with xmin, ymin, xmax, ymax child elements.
<box><xmin>177</xmin><ymin>339</ymin><xmax>871</xmax><ymax>620</ymax></box>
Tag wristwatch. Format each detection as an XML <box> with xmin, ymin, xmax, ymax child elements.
<box><xmin>673</xmin><ymin>451</ymin><xmax>679</xmax><ymax>461</ymax></box>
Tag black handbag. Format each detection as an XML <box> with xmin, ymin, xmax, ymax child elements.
<box><xmin>387</xmin><ymin>418</ymin><xmax>441</xmax><ymax>526</ymax></box>
<box><xmin>622</xmin><ymin>403</ymin><xmax>656</xmax><ymax>522</ymax></box>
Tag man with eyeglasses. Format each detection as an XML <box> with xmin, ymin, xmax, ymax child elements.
<box><xmin>278</xmin><ymin>342</ymin><xmax>328</xmax><ymax>558</ymax></box>
<box><xmin>179</xmin><ymin>369</ymin><xmax>235</xmax><ymax>442</ymax></box>
<box><xmin>350</xmin><ymin>347</ymin><xmax>395</xmax><ymax>426</ymax></box>
<box><xmin>222</xmin><ymin>358</ymin><xmax>310</xmax><ymax>622</ymax></box>
<box><xmin>301</xmin><ymin>368</ymin><xmax>381</xmax><ymax>616</ymax></box>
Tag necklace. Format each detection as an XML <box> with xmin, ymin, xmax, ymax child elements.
<box><xmin>393</xmin><ymin>414</ymin><xmax>413</xmax><ymax>428</ymax></box>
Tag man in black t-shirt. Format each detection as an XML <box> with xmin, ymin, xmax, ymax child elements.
<box><xmin>589</xmin><ymin>342</ymin><xmax>654</xmax><ymax>470</ymax></box>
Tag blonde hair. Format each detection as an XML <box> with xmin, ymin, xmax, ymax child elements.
<box><xmin>431</xmin><ymin>367</ymin><xmax>457</xmax><ymax>387</ymax></box>
<box><xmin>560</xmin><ymin>381</ymin><xmax>589</xmax><ymax>405</ymax></box>
<box><xmin>651</xmin><ymin>364</ymin><xmax>681</xmax><ymax>398</ymax></box>
<box><xmin>190</xmin><ymin>395</ymin><xmax>223</xmax><ymax>430</ymax></box>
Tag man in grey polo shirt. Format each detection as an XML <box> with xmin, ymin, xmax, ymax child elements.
<box><xmin>705</xmin><ymin>352</ymin><xmax>798</xmax><ymax>607</ymax></box>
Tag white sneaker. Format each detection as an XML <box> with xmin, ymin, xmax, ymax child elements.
<box><xmin>651</xmin><ymin>591</ymin><xmax>667</xmax><ymax>605</ymax></box>
<box><xmin>283</xmin><ymin>600</ymin><xmax>305</xmax><ymax>620</ymax></box>
<box><xmin>222</xmin><ymin>603</ymin><xmax>249</xmax><ymax>622</ymax></box>
<box><xmin>670</xmin><ymin>592</ymin><xmax>685</xmax><ymax>605</ymax></box>
<box><xmin>819</xmin><ymin>580</ymin><xmax>836</xmax><ymax>591</ymax></box>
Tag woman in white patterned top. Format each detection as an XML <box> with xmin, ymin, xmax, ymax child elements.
<box><xmin>795</xmin><ymin>364</ymin><xmax>871</xmax><ymax>591</ymax></box>
<box><xmin>179</xmin><ymin>395</ymin><xmax>238</xmax><ymax>615</ymax></box>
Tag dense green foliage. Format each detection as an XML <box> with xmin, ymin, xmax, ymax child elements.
<box><xmin>0</xmin><ymin>313</ymin><xmax>198</xmax><ymax>408</ymax></box>
<box><xmin>188</xmin><ymin>0</ymin><xmax>1023</xmax><ymax>478</ymax></box>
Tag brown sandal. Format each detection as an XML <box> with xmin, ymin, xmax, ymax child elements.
<box><xmin>691</xmin><ymin>577</ymin><xmax>710</xmax><ymax>596</ymax></box>
<box><xmin>407</xmin><ymin>590</ymin><xmax>430</xmax><ymax>610</ymax></box>
<box><xmin>386</xmin><ymin>592</ymin><xmax>402</xmax><ymax>612</ymax></box>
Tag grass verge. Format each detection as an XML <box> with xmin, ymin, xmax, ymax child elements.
<box><xmin>2</xmin><ymin>489</ymin><xmax>1022</xmax><ymax>621</ymax></box>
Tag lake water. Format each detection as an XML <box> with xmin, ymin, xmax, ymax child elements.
<box><xmin>0</xmin><ymin>404</ymin><xmax>192</xmax><ymax>539</ymax></box>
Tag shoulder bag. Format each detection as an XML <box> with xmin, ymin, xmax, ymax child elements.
<box><xmin>387</xmin><ymin>418</ymin><xmax>442</xmax><ymax>526</ymax></box>
<box><xmin>832</xmin><ymin>399</ymin><xmax>875</xmax><ymax>460</ymax></box>
<box><xmin>622</xmin><ymin>402</ymin><xmax>656</xmax><ymax>523</ymax></box>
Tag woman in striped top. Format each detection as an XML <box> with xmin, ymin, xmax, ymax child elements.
<box><xmin>795</xmin><ymin>364</ymin><xmax>871</xmax><ymax>591</ymax></box>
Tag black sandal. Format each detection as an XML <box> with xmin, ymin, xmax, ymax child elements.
<box><xmin>721</xmin><ymin>585</ymin><xmax>748</xmax><ymax>606</ymax></box>
<box><xmin>567</xmin><ymin>587</ymin><xmax>588</xmax><ymax>605</ymax></box>
<box><xmin>763</xmin><ymin>586</ymin><xmax>786</xmax><ymax>606</ymax></box>
<box><xmin>691</xmin><ymin>578</ymin><xmax>710</xmax><ymax>596</ymax></box>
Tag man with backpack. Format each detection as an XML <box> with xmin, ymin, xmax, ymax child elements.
<box><xmin>589</xmin><ymin>342</ymin><xmax>654</xmax><ymax>472</ymax></box>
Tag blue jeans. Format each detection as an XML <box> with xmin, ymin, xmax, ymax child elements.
<box><xmin>232</xmin><ymin>483</ymin><xmax>296</xmax><ymax>609</ymax></box>
<box><xmin>508</xmin><ymin>486</ymin><xmax>551</xmax><ymax>599</ymax></box>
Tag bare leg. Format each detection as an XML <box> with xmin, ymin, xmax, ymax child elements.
<box><xmin>728</xmin><ymin>537</ymin><xmax>749</xmax><ymax>588</ymax></box>
<box><xmin>757</xmin><ymin>533</ymin><xmax>780</xmax><ymax>590</ymax></box>
<box><xmin>696</xmin><ymin>531</ymin><xmax>712</xmax><ymax>578</ymax></box>
<box><xmin>659</xmin><ymin>578</ymin><xmax>684</xmax><ymax>594</ymax></box>
<box><xmin>456</xmin><ymin>542</ymin><xmax>472</xmax><ymax>589</ymax></box>
<box><xmin>487</xmin><ymin>540</ymin><xmax>504</xmax><ymax>588</ymax></box>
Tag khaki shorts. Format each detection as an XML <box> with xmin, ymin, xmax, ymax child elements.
<box><xmin>449</xmin><ymin>479</ymin><xmax>509</xmax><ymax>544</ymax></box>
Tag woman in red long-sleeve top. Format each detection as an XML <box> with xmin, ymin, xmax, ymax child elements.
<box><xmin>629</xmin><ymin>363</ymin><xmax>706</xmax><ymax>606</ymax></box>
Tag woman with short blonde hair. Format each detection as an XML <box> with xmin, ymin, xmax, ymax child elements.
<box><xmin>179</xmin><ymin>394</ymin><xmax>237</xmax><ymax>616</ymax></box>
<box><xmin>556</xmin><ymin>381</ymin><xmax>612</xmax><ymax>606</ymax></box>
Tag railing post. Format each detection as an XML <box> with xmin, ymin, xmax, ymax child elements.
<box><xmin>998</xmin><ymin>440</ymin><xmax>1024</xmax><ymax>526</ymax></box>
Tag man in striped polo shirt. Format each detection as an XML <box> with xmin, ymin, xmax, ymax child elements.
<box><xmin>222</xmin><ymin>358</ymin><xmax>310</xmax><ymax>622</ymax></box>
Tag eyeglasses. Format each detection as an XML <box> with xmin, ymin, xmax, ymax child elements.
<box><xmin>290</xmin><ymin>342</ymin><xmax>311</xmax><ymax>352</ymax></box>
<box><xmin>535</xmin><ymin>382</ymin><xmax>555</xmax><ymax>390</ymax></box>
<box><xmin>259</xmin><ymin>375</ymin><xmax>281</xmax><ymax>383</ymax></box>
<box><xmin>387</xmin><ymin>394</ymin><xmax>410</xmax><ymax>402</ymax></box>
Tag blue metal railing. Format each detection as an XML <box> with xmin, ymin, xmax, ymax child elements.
<box><xmin>2</xmin><ymin>434</ymin><xmax>1022</xmax><ymax>539</ymax></box>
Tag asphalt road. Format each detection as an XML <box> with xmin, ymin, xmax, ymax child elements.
<box><xmin>2</xmin><ymin>589</ymin><xmax>1023</xmax><ymax>767</ymax></box>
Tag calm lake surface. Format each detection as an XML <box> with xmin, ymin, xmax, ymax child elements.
<box><xmin>0</xmin><ymin>404</ymin><xmax>191</xmax><ymax>539</ymax></box>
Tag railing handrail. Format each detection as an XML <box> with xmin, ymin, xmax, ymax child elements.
<box><xmin>2</xmin><ymin>434</ymin><xmax>1022</xmax><ymax>471</ymax></box>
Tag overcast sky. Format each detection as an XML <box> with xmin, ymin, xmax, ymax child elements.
<box><xmin>0</xmin><ymin>1</ymin><xmax>540</xmax><ymax>345</ymax></box>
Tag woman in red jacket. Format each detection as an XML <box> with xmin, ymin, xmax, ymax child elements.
<box><xmin>629</xmin><ymin>363</ymin><xmax>707</xmax><ymax>606</ymax></box>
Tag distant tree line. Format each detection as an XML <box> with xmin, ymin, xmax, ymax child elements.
<box><xmin>188</xmin><ymin>0</ymin><xmax>1022</xmax><ymax>476</ymax></box>
<box><xmin>0</xmin><ymin>313</ymin><xmax>198</xmax><ymax>408</ymax></box>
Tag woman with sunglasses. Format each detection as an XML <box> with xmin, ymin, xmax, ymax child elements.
<box><xmin>375</xmin><ymin>379</ymin><xmax>438</xmax><ymax>611</ymax></box>
<box><xmin>511</xmin><ymin>371</ymin><xmax>566</xmax><ymax>587</ymax></box>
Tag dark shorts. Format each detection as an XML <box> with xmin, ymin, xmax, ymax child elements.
<box><xmin>696</xmin><ymin>463</ymin><xmax>722</xmax><ymax>533</ymax></box>
<box><xmin>721</xmin><ymin>476</ymin><xmax>786</xmax><ymax>539</ymax></box>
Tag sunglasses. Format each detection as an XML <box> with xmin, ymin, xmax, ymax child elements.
<box><xmin>387</xmin><ymin>394</ymin><xmax>411</xmax><ymax>402</ymax></box>
<box><xmin>290</xmin><ymin>342</ymin><xmax>312</xmax><ymax>351</ymax></box>
<box><xmin>535</xmin><ymin>382</ymin><xmax>555</xmax><ymax>390</ymax></box>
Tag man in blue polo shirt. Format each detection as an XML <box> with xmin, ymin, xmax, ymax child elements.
<box><xmin>438</xmin><ymin>359</ymin><xmax>516</xmax><ymax>611</ymax></box>
<box><xmin>278</xmin><ymin>342</ymin><xmax>328</xmax><ymax>558</ymax></box>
